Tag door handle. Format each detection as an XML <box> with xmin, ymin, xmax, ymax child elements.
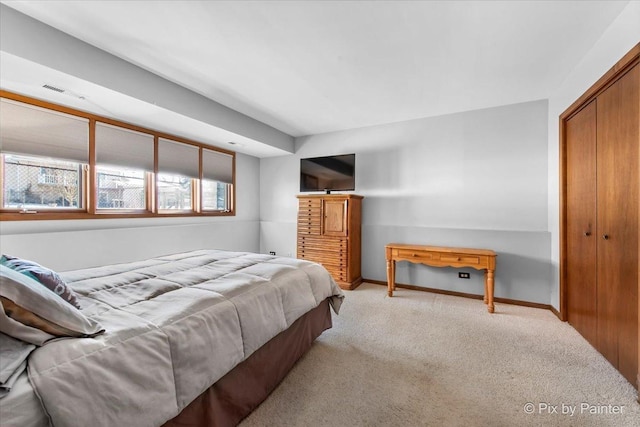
<box><xmin>602</xmin><ymin>234</ymin><xmax>609</xmax><ymax>240</ymax></box>
<box><xmin>584</xmin><ymin>231</ymin><xmax>591</xmax><ymax>237</ymax></box>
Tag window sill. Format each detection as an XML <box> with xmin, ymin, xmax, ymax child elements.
<box><xmin>0</xmin><ymin>211</ymin><xmax>235</xmax><ymax>221</ymax></box>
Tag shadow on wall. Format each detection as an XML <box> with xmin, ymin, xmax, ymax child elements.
<box><xmin>0</xmin><ymin>220</ymin><xmax>261</xmax><ymax>272</ymax></box>
<box><xmin>354</xmin><ymin>150</ymin><xmax>402</xmax><ymax>194</ymax></box>
<box><xmin>492</xmin><ymin>252</ymin><xmax>552</xmax><ymax>303</ymax></box>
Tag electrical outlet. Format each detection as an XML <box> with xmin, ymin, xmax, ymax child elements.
<box><xmin>458</xmin><ymin>272</ymin><xmax>470</xmax><ymax>279</ymax></box>
<box><xmin>269</xmin><ymin>251</ymin><xmax>276</xmax><ymax>256</ymax></box>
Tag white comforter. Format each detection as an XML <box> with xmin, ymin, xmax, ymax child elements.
<box><xmin>26</xmin><ymin>250</ymin><xmax>344</xmax><ymax>427</ymax></box>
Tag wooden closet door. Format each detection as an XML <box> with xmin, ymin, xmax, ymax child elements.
<box><xmin>596</xmin><ymin>64</ymin><xmax>639</xmax><ymax>384</ymax></box>
<box><xmin>566</xmin><ymin>101</ymin><xmax>598</xmax><ymax>347</ymax></box>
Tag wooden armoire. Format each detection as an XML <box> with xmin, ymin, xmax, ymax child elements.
<box><xmin>296</xmin><ymin>194</ymin><xmax>363</xmax><ymax>290</ymax></box>
<box><xmin>561</xmin><ymin>44</ymin><xmax>639</xmax><ymax>389</ymax></box>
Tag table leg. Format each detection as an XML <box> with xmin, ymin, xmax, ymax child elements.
<box><xmin>386</xmin><ymin>259</ymin><xmax>395</xmax><ymax>297</ymax></box>
<box><xmin>483</xmin><ymin>270</ymin><xmax>488</xmax><ymax>304</ymax></box>
<box><xmin>486</xmin><ymin>269</ymin><xmax>495</xmax><ymax>313</ymax></box>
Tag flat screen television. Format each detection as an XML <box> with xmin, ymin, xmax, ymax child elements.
<box><xmin>300</xmin><ymin>153</ymin><xmax>355</xmax><ymax>193</ymax></box>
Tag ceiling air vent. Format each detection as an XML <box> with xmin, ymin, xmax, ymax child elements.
<box><xmin>42</xmin><ymin>84</ymin><xmax>86</xmax><ymax>100</ymax></box>
<box><xmin>42</xmin><ymin>84</ymin><xmax>65</xmax><ymax>93</ymax></box>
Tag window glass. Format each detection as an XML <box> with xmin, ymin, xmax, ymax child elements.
<box><xmin>97</xmin><ymin>166</ymin><xmax>146</xmax><ymax>209</ymax></box>
<box><xmin>202</xmin><ymin>179</ymin><xmax>231</xmax><ymax>211</ymax></box>
<box><xmin>157</xmin><ymin>173</ymin><xmax>192</xmax><ymax>211</ymax></box>
<box><xmin>2</xmin><ymin>154</ymin><xmax>82</xmax><ymax>209</ymax></box>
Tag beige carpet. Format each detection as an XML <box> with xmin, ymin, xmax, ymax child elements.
<box><xmin>240</xmin><ymin>283</ymin><xmax>639</xmax><ymax>426</ymax></box>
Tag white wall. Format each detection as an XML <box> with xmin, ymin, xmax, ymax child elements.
<box><xmin>547</xmin><ymin>1</ymin><xmax>640</xmax><ymax>309</ymax></box>
<box><xmin>0</xmin><ymin>153</ymin><xmax>261</xmax><ymax>271</ymax></box>
<box><xmin>261</xmin><ymin>100</ymin><xmax>552</xmax><ymax>304</ymax></box>
<box><xmin>3</xmin><ymin>1</ymin><xmax>635</xmax><ymax>304</ymax></box>
<box><xmin>0</xmin><ymin>4</ymin><xmax>294</xmax><ymax>156</ymax></box>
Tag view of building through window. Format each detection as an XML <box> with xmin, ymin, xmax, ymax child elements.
<box><xmin>97</xmin><ymin>166</ymin><xmax>146</xmax><ymax>209</ymax></box>
<box><xmin>202</xmin><ymin>179</ymin><xmax>230</xmax><ymax>211</ymax></box>
<box><xmin>2</xmin><ymin>154</ymin><xmax>82</xmax><ymax>209</ymax></box>
<box><xmin>157</xmin><ymin>173</ymin><xmax>192</xmax><ymax>210</ymax></box>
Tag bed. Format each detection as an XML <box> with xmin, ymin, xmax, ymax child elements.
<box><xmin>0</xmin><ymin>249</ymin><xmax>344</xmax><ymax>427</ymax></box>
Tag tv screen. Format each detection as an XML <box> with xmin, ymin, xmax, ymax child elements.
<box><xmin>300</xmin><ymin>154</ymin><xmax>355</xmax><ymax>193</ymax></box>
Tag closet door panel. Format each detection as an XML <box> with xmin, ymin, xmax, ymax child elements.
<box><xmin>596</xmin><ymin>64</ymin><xmax>639</xmax><ymax>384</ymax></box>
<box><xmin>565</xmin><ymin>100</ymin><xmax>598</xmax><ymax>347</ymax></box>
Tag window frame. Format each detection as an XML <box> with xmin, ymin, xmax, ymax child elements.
<box><xmin>0</xmin><ymin>90</ymin><xmax>236</xmax><ymax>221</ymax></box>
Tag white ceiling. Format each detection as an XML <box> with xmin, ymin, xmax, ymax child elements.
<box><xmin>0</xmin><ymin>0</ymin><xmax>631</xmax><ymax>141</ymax></box>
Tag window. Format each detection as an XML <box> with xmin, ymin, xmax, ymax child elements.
<box><xmin>95</xmin><ymin>122</ymin><xmax>154</xmax><ymax>212</ymax></box>
<box><xmin>0</xmin><ymin>94</ymin><xmax>236</xmax><ymax>219</ymax></box>
<box><xmin>0</xmin><ymin>98</ymin><xmax>89</xmax><ymax>211</ymax></box>
<box><xmin>2</xmin><ymin>154</ymin><xmax>83</xmax><ymax>209</ymax></box>
<box><xmin>157</xmin><ymin>138</ymin><xmax>199</xmax><ymax>213</ymax></box>
<box><xmin>202</xmin><ymin>148</ymin><xmax>233</xmax><ymax>212</ymax></box>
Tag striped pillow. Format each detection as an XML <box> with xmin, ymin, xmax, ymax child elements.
<box><xmin>0</xmin><ymin>255</ymin><xmax>81</xmax><ymax>309</ymax></box>
<box><xmin>0</xmin><ymin>265</ymin><xmax>103</xmax><ymax>346</ymax></box>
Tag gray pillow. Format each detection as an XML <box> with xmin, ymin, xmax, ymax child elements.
<box><xmin>0</xmin><ymin>265</ymin><xmax>104</xmax><ymax>346</ymax></box>
<box><xmin>0</xmin><ymin>255</ymin><xmax>81</xmax><ymax>309</ymax></box>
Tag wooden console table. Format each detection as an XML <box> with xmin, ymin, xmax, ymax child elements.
<box><xmin>385</xmin><ymin>243</ymin><xmax>497</xmax><ymax>313</ymax></box>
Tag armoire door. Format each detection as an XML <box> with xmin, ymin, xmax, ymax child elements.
<box><xmin>596</xmin><ymin>64</ymin><xmax>639</xmax><ymax>385</ymax></box>
<box><xmin>566</xmin><ymin>100</ymin><xmax>598</xmax><ymax>348</ymax></box>
<box><xmin>322</xmin><ymin>199</ymin><xmax>348</xmax><ymax>236</ymax></box>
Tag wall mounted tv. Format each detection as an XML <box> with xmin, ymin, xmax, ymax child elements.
<box><xmin>300</xmin><ymin>154</ymin><xmax>355</xmax><ymax>193</ymax></box>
